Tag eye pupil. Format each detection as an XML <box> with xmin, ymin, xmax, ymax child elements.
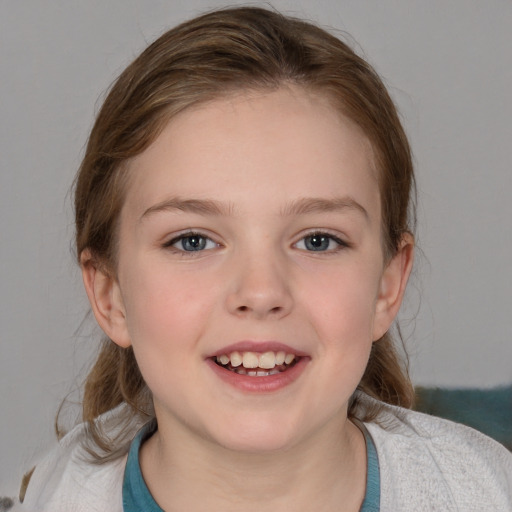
<box><xmin>182</xmin><ymin>235</ymin><xmax>206</xmax><ymax>251</ymax></box>
<box><xmin>305</xmin><ymin>234</ymin><xmax>329</xmax><ymax>251</ymax></box>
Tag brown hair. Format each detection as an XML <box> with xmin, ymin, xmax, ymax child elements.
<box><xmin>73</xmin><ymin>6</ymin><xmax>415</xmax><ymax>460</ymax></box>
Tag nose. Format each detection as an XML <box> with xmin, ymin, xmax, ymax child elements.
<box><xmin>225</xmin><ymin>248</ymin><xmax>294</xmax><ymax>320</ymax></box>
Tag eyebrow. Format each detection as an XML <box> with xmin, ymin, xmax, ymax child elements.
<box><xmin>140</xmin><ymin>197</ymin><xmax>235</xmax><ymax>220</ymax></box>
<box><xmin>140</xmin><ymin>195</ymin><xmax>369</xmax><ymax>221</ymax></box>
<box><xmin>280</xmin><ymin>196</ymin><xmax>369</xmax><ymax>221</ymax></box>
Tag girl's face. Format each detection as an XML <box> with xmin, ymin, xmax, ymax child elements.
<box><xmin>88</xmin><ymin>86</ymin><xmax>411</xmax><ymax>452</ymax></box>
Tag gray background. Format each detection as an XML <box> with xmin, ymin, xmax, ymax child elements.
<box><xmin>1</xmin><ymin>0</ymin><xmax>511</xmax><ymax>493</ymax></box>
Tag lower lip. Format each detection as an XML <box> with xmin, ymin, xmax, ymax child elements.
<box><xmin>206</xmin><ymin>357</ymin><xmax>309</xmax><ymax>393</ymax></box>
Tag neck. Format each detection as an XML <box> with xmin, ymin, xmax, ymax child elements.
<box><xmin>140</xmin><ymin>414</ymin><xmax>367</xmax><ymax>512</ymax></box>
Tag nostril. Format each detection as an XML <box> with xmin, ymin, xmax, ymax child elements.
<box><xmin>236</xmin><ymin>305</ymin><xmax>282</xmax><ymax>314</ymax></box>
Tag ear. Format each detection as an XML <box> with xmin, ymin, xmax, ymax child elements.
<box><xmin>372</xmin><ymin>233</ymin><xmax>414</xmax><ymax>341</ymax></box>
<box><xmin>80</xmin><ymin>250</ymin><xmax>132</xmax><ymax>348</ymax></box>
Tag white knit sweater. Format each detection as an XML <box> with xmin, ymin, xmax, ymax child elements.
<box><xmin>14</xmin><ymin>395</ymin><xmax>512</xmax><ymax>511</ymax></box>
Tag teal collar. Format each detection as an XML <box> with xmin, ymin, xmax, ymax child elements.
<box><xmin>122</xmin><ymin>420</ymin><xmax>162</xmax><ymax>512</ymax></box>
<box><xmin>122</xmin><ymin>422</ymin><xmax>380</xmax><ymax>511</ymax></box>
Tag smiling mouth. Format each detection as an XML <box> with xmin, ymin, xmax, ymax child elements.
<box><xmin>213</xmin><ymin>350</ymin><xmax>299</xmax><ymax>377</ymax></box>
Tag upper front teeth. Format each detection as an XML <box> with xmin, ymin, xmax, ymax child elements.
<box><xmin>216</xmin><ymin>351</ymin><xmax>296</xmax><ymax>369</ymax></box>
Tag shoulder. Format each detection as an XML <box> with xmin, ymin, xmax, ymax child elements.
<box><xmin>360</xmin><ymin>394</ymin><xmax>512</xmax><ymax>511</ymax></box>
<box><xmin>20</xmin><ymin>405</ymin><xmax>145</xmax><ymax>512</ymax></box>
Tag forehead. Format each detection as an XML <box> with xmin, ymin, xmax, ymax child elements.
<box><xmin>123</xmin><ymin>86</ymin><xmax>380</xmax><ymax>221</ymax></box>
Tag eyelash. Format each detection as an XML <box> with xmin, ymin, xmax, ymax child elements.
<box><xmin>162</xmin><ymin>230</ymin><xmax>349</xmax><ymax>255</ymax></box>
<box><xmin>162</xmin><ymin>231</ymin><xmax>219</xmax><ymax>254</ymax></box>
<box><xmin>294</xmin><ymin>231</ymin><xmax>349</xmax><ymax>253</ymax></box>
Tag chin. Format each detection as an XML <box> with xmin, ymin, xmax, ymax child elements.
<box><xmin>207</xmin><ymin>417</ymin><xmax>302</xmax><ymax>454</ymax></box>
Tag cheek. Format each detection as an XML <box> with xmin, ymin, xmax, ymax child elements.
<box><xmin>299</xmin><ymin>259</ymin><xmax>382</xmax><ymax>340</ymax></box>
<box><xmin>119</xmin><ymin>265</ymin><xmax>216</xmax><ymax>402</ymax></box>
<box><xmin>119</xmin><ymin>257</ymin><xmax>216</xmax><ymax>355</ymax></box>
<box><xmin>294</xmin><ymin>264</ymin><xmax>381</xmax><ymax>413</ymax></box>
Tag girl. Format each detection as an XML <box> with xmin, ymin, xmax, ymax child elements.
<box><xmin>17</xmin><ymin>6</ymin><xmax>512</xmax><ymax>511</ymax></box>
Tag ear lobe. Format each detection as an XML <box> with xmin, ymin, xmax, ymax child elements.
<box><xmin>80</xmin><ymin>250</ymin><xmax>132</xmax><ymax>348</ymax></box>
<box><xmin>372</xmin><ymin>234</ymin><xmax>414</xmax><ymax>341</ymax></box>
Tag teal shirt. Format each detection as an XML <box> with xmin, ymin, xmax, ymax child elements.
<box><xmin>123</xmin><ymin>422</ymin><xmax>380</xmax><ymax>511</ymax></box>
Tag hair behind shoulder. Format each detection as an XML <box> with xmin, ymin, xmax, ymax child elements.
<box><xmin>68</xmin><ymin>6</ymin><xmax>416</xmax><ymax>461</ymax></box>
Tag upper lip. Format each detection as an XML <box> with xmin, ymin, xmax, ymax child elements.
<box><xmin>207</xmin><ymin>341</ymin><xmax>309</xmax><ymax>358</ymax></box>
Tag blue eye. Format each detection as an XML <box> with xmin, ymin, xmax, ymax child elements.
<box><xmin>166</xmin><ymin>233</ymin><xmax>217</xmax><ymax>252</ymax></box>
<box><xmin>296</xmin><ymin>233</ymin><xmax>346</xmax><ymax>252</ymax></box>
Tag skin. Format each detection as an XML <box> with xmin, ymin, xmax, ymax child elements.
<box><xmin>82</xmin><ymin>86</ymin><xmax>413</xmax><ymax>511</ymax></box>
